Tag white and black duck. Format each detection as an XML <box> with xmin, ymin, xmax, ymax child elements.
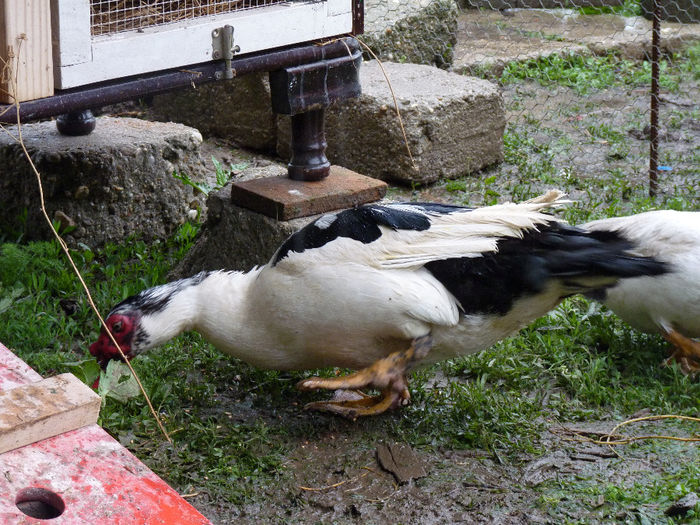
<box><xmin>90</xmin><ymin>191</ymin><xmax>667</xmax><ymax>418</ymax></box>
<box><xmin>583</xmin><ymin>209</ymin><xmax>700</xmax><ymax>374</ymax></box>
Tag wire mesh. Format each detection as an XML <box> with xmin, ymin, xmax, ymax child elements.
<box><xmin>90</xmin><ymin>0</ymin><xmax>288</xmax><ymax>36</ymax></box>
<box><xmin>361</xmin><ymin>0</ymin><xmax>699</xmax><ymax>199</ymax></box>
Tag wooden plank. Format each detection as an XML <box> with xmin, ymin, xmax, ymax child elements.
<box><xmin>55</xmin><ymin>0</ymin><xmax>353</xmax><ymax>89</ymax></box>
<box><xmin>0</xmin><ymin>344</ymin><xmax>211</xmax><ymax>523</ymax></box>
<box><xmin>0</xmin><ymin>373</ymin><xmax>101</xmax><ymax>454</ymax></box>
<box><xmin>0</xmin><ymin>0</ymin><xmax>54</xmax><ymax>103</ymax></box>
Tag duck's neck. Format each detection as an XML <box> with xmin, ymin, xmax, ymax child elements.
<box><xmin>138</xmin><ymin>270</ymin><xmax>260</xmax><ymax>353</ymax></box>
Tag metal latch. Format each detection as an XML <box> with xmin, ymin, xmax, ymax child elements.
<box><xmin>212</xmin><ymin>25</ymin><xmax>240</xmax><ymax>80</ymax></box>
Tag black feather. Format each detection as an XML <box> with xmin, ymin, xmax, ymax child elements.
<box><xmin>110</xmin><ymin>271</ymin><xmax>213</xmax><ymax>316</ymax></box>
<box><xmin>425</xmin><ymin>222</ymin><xmax>667</xmax><ymax>316</ymax></box>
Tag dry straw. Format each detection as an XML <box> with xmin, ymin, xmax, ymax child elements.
<box><xmin>556</xmin><ymin>414</ymin><xmax>700</xmax><ymax>448</ymax></box>
<box><xmin>356</xmin><ymin>36</ymin><xmax>418</xmax><ymax>171</ymax></box>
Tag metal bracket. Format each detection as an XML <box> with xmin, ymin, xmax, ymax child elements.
<box><xmin>211</xmin><ymin>25</ymin><xmax>240</xmax><ymax>80</ymax></box>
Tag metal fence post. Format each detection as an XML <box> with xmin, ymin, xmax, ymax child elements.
<box><xmin>649</xmin><ymin>0</ymin><xmax>661</xmax><ymax>197</ymax></box>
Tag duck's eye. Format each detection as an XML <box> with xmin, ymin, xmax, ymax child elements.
<box><xmin>112</xmin><ymin>320</ymin><xmax>123</xmax><ymax>333</ymax></box>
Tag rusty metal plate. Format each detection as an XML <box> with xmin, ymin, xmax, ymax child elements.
<box><xmin>230</xmin><ymin>166</ymin><xmax>387</xmax><ymax>220</ymax></box>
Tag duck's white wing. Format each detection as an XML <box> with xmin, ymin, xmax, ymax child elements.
<box><xmin>271</xmin><ymin>190</ymin><xmax>569</xmax><ymax>270</ymax></box>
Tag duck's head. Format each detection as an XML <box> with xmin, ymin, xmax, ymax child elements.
<box><xmin>89</xmin><ymin>311</ymin><xmax>141</xmax><ymax>368</ymax></box>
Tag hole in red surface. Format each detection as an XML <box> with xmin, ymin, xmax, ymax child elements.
<box><xmin>15</xmin><ymin>487</ymin><xmax>65</xmax><ymax>519</ymax></box>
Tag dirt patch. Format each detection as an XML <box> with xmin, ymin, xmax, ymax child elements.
<box><xmin>181</xmin><ymin>413</ymin><xmax>697</xmax><ymax>524</ymax></box>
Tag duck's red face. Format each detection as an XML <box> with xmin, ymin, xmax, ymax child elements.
<box><xmin>89</xmin><ymin>314</ymin><xmax>137</xmax><ymax>368</ymax></box>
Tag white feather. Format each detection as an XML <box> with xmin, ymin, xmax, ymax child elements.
<box><xmin>583</xmin><ymin>210</ymin><xmax>700</xmax><ymax>337</ymax></box>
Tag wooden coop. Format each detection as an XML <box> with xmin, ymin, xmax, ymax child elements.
<box><xmin>1</xmin><ymin>0</ymin><xmax>361</xmax><ymax>99</ymax></box>
<box><xmin>1</xmin><ymin>0</ymin><xmax>365</xmax><ymax>187</ymax></box>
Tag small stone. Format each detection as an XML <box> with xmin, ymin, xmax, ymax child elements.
<box><xmin>53</xmin><ymin>210</ymin><xmax>76</xmax><ymax>230</ymax></box>
<box><xmin>665</xmin><ymin>493</ymin><xmax>699</xmax><ymax>517</ymax></box>
<box><xmin>74</xmin><ymin>185</ymin><xmax>90</xmax><ymax>200</ymax></box>
<box><xmin>376</xmin><ymin>442</ymin><xmax>427</xmax><ymax>484</ymax></box>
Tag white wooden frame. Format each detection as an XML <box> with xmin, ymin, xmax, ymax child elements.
<box><xmin>51</xmin><ymin>0</ymin><xmax>354</xmax><ymax>89</ymax></box>
<box><xmin>1</xmin><ymin>0</ymin><xmax>54</xmax><ymax>102</ymax></box>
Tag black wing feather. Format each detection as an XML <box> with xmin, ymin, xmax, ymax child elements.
<box><xmin>425</xmin><ymin>222</ymin><xmax>667</xmax><ymax>316</ymax></box>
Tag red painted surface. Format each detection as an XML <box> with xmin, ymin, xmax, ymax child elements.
<box><xmin>0</xmin><ymin>347</ymin><xmax>42</xmax><ymax>389</ymax></box>
<box><xmin>0</xmin><ymin>343</ymin><xmax>211</xmax><ymax>524</ymax></box>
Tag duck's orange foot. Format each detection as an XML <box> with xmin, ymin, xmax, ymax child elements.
<box><xmin>662</xmin><ymin>330</ymin><xmax>700</xmax><ymax>377</ymax></box>
<box><xmin>297</xmin><ymin>335</ymin><xmax>433</xmax><ymax>419</ymax></box>
<box><xmin>302</xmin><ymin>387</ymin><xmax>410</xmax><ymax>420</ymax></box>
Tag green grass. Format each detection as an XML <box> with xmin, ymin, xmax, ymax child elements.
<box><xmin>2</xmin><ymin>189</ymin><xmax>698</xmax><ymax>511</ymax></box>
<box><xmin>500</xmin><ymin>50</ymin><xmax>688</xmax><ymax>95</ymax></box>
<box><xmin>1</xmin><ymin>40</ymin><xmax>699</xmax><ymax>521</ymax></box>
<box><xmin>577</xmin><ymin>0</ymin><xmax>641</xmax><ymax>17</ymax></box>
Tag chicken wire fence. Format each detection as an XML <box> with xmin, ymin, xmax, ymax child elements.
<box><xmin>361</xmin><ymin>0</ymin><xmax>699</xmax><ymax>197</ymax></box>
<box><xmin>90</xmin><ymin>0</ymin><xmax>285</xmax><ymax>35</ymax></box>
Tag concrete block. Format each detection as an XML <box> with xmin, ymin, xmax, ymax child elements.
<box><xmin>170</xmin><ymin>180</ymin><xmax>316</xmax><ymax>279</ymax></box>
<box><xmin>148</xmin><ymin>72</ymin><xmax>277</xmax><ymax>152</ymax></box>
<box><xmin>0</xmin><ymin>117</ymin><xmax>208</xmax><ymax>247</ymax></box>
<box><xmin>278</xmin><ymin>61</ymin><xmax>505</xmax><ymax>185</ymax></box>
<box><xmin>363</xmin><ymin>0</ymin><xmax>460</xmax><ymax>68</ymax></box>
<box><xmin>453</xmin><ymin>9</ymin><xmax>700</xmax><ymax>72</ymax></box>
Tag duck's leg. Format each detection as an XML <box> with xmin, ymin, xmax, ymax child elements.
<box><xmin>297</xmin><ymin>335</ymin><xmax>433</xmax><ymax>419</ymax></box>
<box><xmin>662</xmin><ymin>330</ymin><xmax>700</xmax><ymax>376</ymax></box>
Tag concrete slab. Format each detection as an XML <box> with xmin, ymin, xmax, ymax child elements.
<box><xmin>641</xmin><ymin>0</ymin><xmax>700</xmax><ymax>23</ymax></box>
<box><xmin>461</xmin><ymin>0</ymin><xmax>623</xmax><ymax>8</ymax></box>
<box><xmin>454</xmin><ymin>10</ymin><xmax>588</xmax><ymax>75</ymax></box>
<box><xmin>453</xmin><ymin>9</ymin><xmax>700</xmax><ymax>74</ymax></box>
<box><xmin>230</xmin><ymin>166</ymin><xmax>387</xmax><ymax>220</ymax></box>
<box><xmin>0</xmin><ymin>117</ymin><xmax>208</xmax><ymax>247</ymax></box>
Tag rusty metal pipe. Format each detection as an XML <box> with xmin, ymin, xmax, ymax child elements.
<box><xmin>0</xmin><ymin>37</ymin><xmax>360</xmax><ymax>125</ymax></box>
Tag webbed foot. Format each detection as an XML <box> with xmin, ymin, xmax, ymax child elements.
<box><xmin>297</xmin><ymin>335</ymin><xmax>432</xmax><ymax>419</ymax></box>
<box><xmin>662</xmin><ymin>330</ymin><xmax>700</xmax><ymax>376</ymax></box>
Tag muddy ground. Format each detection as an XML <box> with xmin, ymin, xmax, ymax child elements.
<box><xmin>193</xmin><ymin>417</ymin><xmax>694</xmax><ymax>524</ymax></box>
<box><xmin>176</xmin><ymin>68</ymin><xmax>699</xmax><ymax>524</ymax></box>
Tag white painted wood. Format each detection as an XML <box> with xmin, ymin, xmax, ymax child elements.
<box><xmin>0</xmin><ymin>0</ymin><xmax>54</xmax><ymax>103</ymax></box>
<box><xmin>0</xmin><ymin>373</ymin><xmax>102</xmax><ymax>454</ymax></box>
<box><xmin>55</xmin><ymin>0</ymin><xmax>353</xmax><ymax>89</ymax></box>
<box><xmin>50</xmin><ymin>0</ymin><xmax>91</xmax><ymax>66</ymax></box>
